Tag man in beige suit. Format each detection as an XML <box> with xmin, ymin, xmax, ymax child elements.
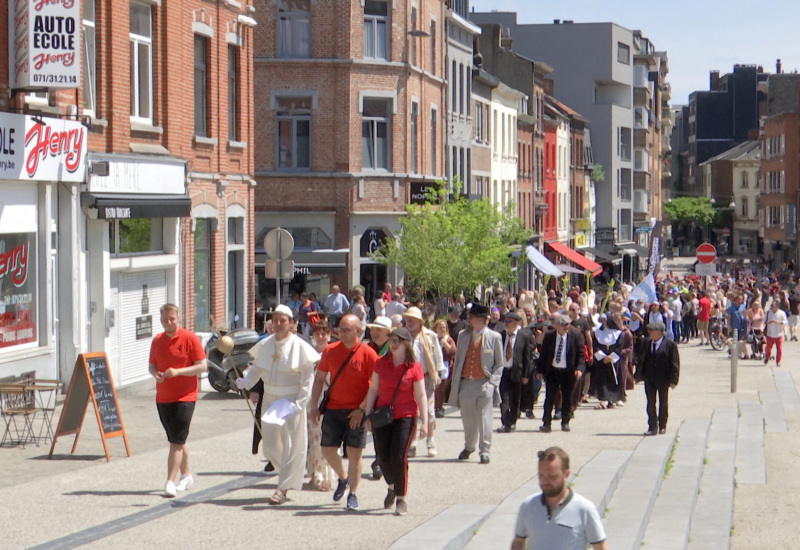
<box><xmin>448</xmin><ymin>304</ymin><xmax>505</xmax><ymax>464</ymax></box>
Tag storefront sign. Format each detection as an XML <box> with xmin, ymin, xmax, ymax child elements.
<box><xmin>573</xmin><ymin>233</ymin><xmax>587</xmax><ymax>247</ymax></box>
<box><xmin>0</xmin><ymin>232</ymin><xmax>37</xmax><ymax>349</ymax></box>
<box><xmin>573</xmin><ymin>219</ymin><xmax>589</xmax><ymax>231</ymax></box>
<box><xmin>135</xmin><ymin>315</ymin><xmax>152</xmax><ymax>340</ymax></box>
<box><xmin>0</xmin><ymin>112</ymin><xmax>86</xmax><ymax>182</ymax></box>
<box><xmin>87</xmin><ymin>157</ymin><xmax>187</xmax><ymax>195</ymax></box>
<box><xmin>9</xmin><ymin>0</ymin><xmax>82</xmax><ymax>89</ymax></box>
<box><xmin>410</xmin><ymin>182</ymin><xmax>440</xmax><ymax>205</ymax></box>
<box><xmin>595</xmin><ymin>227</ymin><xmax>616</xmax><ymax>244</ymax></box>
<box><xmin>360</xmin><ymin>228</ymin><xmax>388</xmax><ymax>257</ymax></box>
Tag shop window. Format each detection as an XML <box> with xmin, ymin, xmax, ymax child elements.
<box><xmin>193</xmin><ymin>219</ymin><xmax>213</xmax><ymax>331</ymax></box>
<box><xmin>278</xmin><ymin>0</ymin><xmax>310</xmax><ymax>58</ymax></box>
<box><xmin>130</xmin><ymin>2</ymin><xmax>153</xmax><ymax>121</ymax></box>
<box><xmin>256</xmin><ymin>226</ymin><xmax>331</xmax><ymax>249</ymax></box>
<box><xmin>109</xmin><ymin>219</ymin><xmax>164</xmax><ymax>255</ymax></box>
<box><xmin>276</xmin><ymin>96</ymin><xmax>311</xmax><ymax>169</ymax></box>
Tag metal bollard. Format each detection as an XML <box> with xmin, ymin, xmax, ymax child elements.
<box><xmin>728</xmin><ymin>335</ymin><xmax>738</xmax><ymax>393</ymax></box>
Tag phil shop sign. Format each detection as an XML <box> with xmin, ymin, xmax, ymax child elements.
<box><xmin>9</xmin><ymin>0</ymin><xmax>81</xmax><ymax>89</ymax></box>
<box><xmin>0</xmin><ymin>112</ymin><xmax>86</xmax><ymax>182</ymax></box>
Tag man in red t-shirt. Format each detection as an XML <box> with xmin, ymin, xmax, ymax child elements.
<box><xmin>148</xmin><ymin>303</ymin><xmax>206</xmax><ymax>498</ymax></box>
<box><xmin>309</xmin><ymin>314</ymin><xmax>377</xmax><ymax>511</ymax></box>
<box><xmin>696</xmin><ymin>291</ymin><xmax>712</xmax><ymax>346</ymax></box>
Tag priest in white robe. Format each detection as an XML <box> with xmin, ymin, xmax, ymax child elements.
<box><xmin>237</xmin><ymin>305</ymin><xmax>320</xmax><ymax>505</ymax></box>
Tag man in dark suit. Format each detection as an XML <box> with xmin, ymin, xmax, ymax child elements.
<box><xmin>635</xmin><ymin>321</ymin><xmax>680</xmax><ymax>436</ymax></box>
<box><xmin>537</xmin><ymin>314</ymin><xmax>586</xmax><ymax>433</ymax></box>
<box><xmin>497</xmin><ymin>311</ymin><xmax>535</xmax><ymax>432</ymax></box>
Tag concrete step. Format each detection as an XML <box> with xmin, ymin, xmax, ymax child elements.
<box><xmin>462</xmin><ymin>450</ymin><xmax>630</xmax><ymax>550</ymax></box>
<box><xmin>387</xmin><ymin>503</ymin><xmax>495</xmax><ymax>550</ymax></box>
<box><xmin>461</xmin><ymin>476</ymin><xmax>540</xmax><ymax>550</ymax></box>
<box><xmin>640</xmin><ymin>418</ymin><xmax>710</xmax><ymax>550</ymax></box>
<box><xmin>735</xmin><ymin>400</ymin><xmax>766</xmax><ymax>485</ymax></box>
<box><xmin>759</xmin><ymin>390</ymin><xmax>787</xmax><ymax>433</ymax></box>
<box><xmin>773</xmin><ymin>368</ymin><xmax>800</xmax><ymax>410</ymax></box>
<box><xmin>687</xmin><ymin>408</ymin><xmax>737</xmax><ymax>550</ymax></box>
<box><xmin>601</xmin><ymin>433</ymin><xmax>676</xmax><ymax>550</ymax></box>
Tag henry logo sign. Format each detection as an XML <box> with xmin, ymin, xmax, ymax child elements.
<box><xmin>9</xmin><ymin>0</ymin><xmax>81</xmax><ymax>89</ymax></box>
<box><xmin>0</xmin><ymin>112</ymin><xmax>86</xmax><ymax>182</ymax></box>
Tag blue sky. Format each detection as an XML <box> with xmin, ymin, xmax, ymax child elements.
<box><xmin>470</xmin><ymin>0</ymin><xmax>800</xmax><ymax>105</ymax></box>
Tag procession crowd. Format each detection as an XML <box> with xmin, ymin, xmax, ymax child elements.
<box><xmin>145</xmin><ymin>269</ymin><xmax>799</xmax><ymax>548</ymax></box>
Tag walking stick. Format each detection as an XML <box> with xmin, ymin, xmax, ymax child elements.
<box><xmin>217</xmin><ymin>335</ymin><xmax>264</xmax><ymax>439</ymax></box>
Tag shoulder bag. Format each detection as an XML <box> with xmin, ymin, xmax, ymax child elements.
<box><xmin>369</xmin><ymin>363</ymin><xmax>411</xmax><ymax>429</ymax></box>
<box><xmin>318</xmin><ymin>345</ymin><xmax>358</xmax><ymax>415</ymax></box>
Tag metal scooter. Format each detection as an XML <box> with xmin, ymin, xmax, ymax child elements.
<box><xmin>206</xmin><ymin>326</ymin><xmax>260</xmax><ymax>393</ymax></box>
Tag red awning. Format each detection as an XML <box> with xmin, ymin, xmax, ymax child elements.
<box><xmin>546</xmin><ymin>241</ymin><xmax>603</xmax><ymax>277</ymax></box>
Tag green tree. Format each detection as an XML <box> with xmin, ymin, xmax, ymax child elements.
<box><xmin>372</xmin><ymin>181</ymin><xmax>531</xmax><ymax>307</ymax></box>
<box><xmin>590</xmin><ymin>164</ymin><xmax>605</xmax><ymax>184</ymax></box>
<box><xmin>663</xmin><ymin>197</ymin><xmax>716</xmax><ymax>226</ymax></box>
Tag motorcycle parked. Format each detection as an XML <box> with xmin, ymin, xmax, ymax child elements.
<box><xmin>206</xmin><ymin>327</ymin><xmax>260</xmax><ymax>393</ymax></box>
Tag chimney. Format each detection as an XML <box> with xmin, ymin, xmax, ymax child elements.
<box><xmin>553</xmin><ymin>19</ymin><xmax>560</xmax><ymax>24</ymax></box>
<box><xmin>777</xmin><ymin>58</ymin><xmax>783</xmax><ymax>74</ymax></box>
<box><xmin>500</xmin><ymin>27</ymin><xmax>513</xmax><ymax>50</ymax></box>
<box><xmin>710</xmin><ymin>70</ymin><xmax>720</xmax><ymax>90</ymax></box>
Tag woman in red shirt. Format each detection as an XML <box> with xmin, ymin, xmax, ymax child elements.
<box><xmin>364</xmin><ymin>327</ymin><xmax>428</xmax><ymax>516</ymax></box>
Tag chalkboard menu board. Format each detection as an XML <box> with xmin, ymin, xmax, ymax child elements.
<box><xmin>49</xmin><ymin>353</ymin><xmax>130</xmax><ymax>461</ymax></box>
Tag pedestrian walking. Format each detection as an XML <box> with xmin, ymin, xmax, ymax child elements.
<box><xmin>635</xmin><ymin>321</ymin><xmax>680</xmax><ymax>435</ymax></box>
<box><xmin>148</xmin><ymin>304</ymin><xmax>207</xmax><ymax>498</ymax></box>
<box><xmin>364</xmin><ymin>327</ymin><xmax>428</xmax><ymax>516</ymax></box>
<box><xmin>537</xmin><ymin>314</ymin><xmax>585</xmax><ymax>433</ymax></box>
<box><xmin>236</xmin><ymin>305</ymin><xmax>321</xmax><ymax>505</ymax></box>
<box><xmin>324</xmin><ymin>285</ymin><xmax>350</xmax><ymax>329</ymax></box>
<box><xmin>447</xmin><ymin>304</ymin><xmax>504</xmax><ymax>464</ymax></box>
<box><xmin>309</xmin><ymin>314</ymin><xmax>378</xmax><ymax>511</ymax></box>
<box><xmin>765</xmin><ymin>300</ymin><xmax>788</xmax><ymax>366</ymax></box>
<box><xmin>497</xmin><ymin>311</ymin><xmax>534</xmax><ymax>432</ymax></box>
<box><xmin>511</xmin><ymin>446</ymin><xmax>607</xmax><ymax>550</ymax></box>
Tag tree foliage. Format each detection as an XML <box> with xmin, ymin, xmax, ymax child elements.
<box><xmin>663</xmin><ymin>197</ymin><xmax>716</xmax><ymax>226</ymax></box>
<box><xmin>372</xmin><ymin>182</ymin><xmax>531</xmax><ymax>301</ymax></box>
<box><xmin>590</xmin><ymin>164</ymin><xmax>605</xmax><ymax>184</ymax></box>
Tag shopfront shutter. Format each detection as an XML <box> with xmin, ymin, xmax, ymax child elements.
<box><xmin>119</xmin><ymin>271</ymin><xmax>167</xmax><ymax>385</ymax></box>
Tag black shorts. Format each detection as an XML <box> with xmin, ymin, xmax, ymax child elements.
<box><xmin>321</xmin><ymin>408</ymin><xmax>367</xmax><ymax>449</ymax></box>
<box><xmin>157</xmin><ymin>401</ymin><xmax>196</xmax><ymax>445</ymax></box>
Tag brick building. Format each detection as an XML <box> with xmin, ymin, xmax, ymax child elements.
<box><xmin>0</xmin><ymin>0</ymin><xmax>255</xmax><ymax>387</ymax></box>
<box><xmin>252</xmin><ymin>0</ymin><xmax>446</xmax><ymax>306</ymax></box>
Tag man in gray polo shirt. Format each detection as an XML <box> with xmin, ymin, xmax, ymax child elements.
<box><xmin>511</xmin><ymin>446</ymin><xmax>607</xmax><ymax>550</ymax></box>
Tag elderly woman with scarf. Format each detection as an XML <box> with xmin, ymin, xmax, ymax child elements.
<box><xmin>589</xmin><ymin>313</ymin><xmax>626</xmax><ymax>409</ymax></box>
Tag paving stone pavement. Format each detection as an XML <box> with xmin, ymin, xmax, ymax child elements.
<box><xmin>3</xmin><ymin>338</ymin><xmax>800</xmax><ymax>549</ymax></box>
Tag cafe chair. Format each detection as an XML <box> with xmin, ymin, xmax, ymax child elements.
<box><xmin>0</xmin><ymin>384</ymin><xmax>37</xmax><ymax>447</ymax></box>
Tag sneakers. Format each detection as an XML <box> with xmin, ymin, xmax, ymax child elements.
<box><xmin>345</xmin><ymin>493</ymin><xmax>359</xmax><ymax>511</ymax></box>
<box><xmin>176</xmin><ymin>474</ymin><xmax>193</xmax><ymax>492</ymax></box>
<box><xmin>407</xmin><ymin>444</ymin><xmax>417</xmax><ymax>458</ymax></box>
<box><xmin>333</xmin><ymin>477</ymin><xmax>349</xmax><ymax>502</ymax></box>
<box><xmin>394</xmin><ymin>498</ymin><xmax>408</xmax><ymax>516</ymax></box>
<box><xmin>164</xmin><ymin>480</ymin><xmax>177</xmax><ymax>498</ymax></box>
<box><xmin>426</xmin><ymin>438</ymin><xmax>437</xmax><ymax>457</ymax></box>
<box><xmin>384</xmin><ymin>489</ymin><xmax>396</xmax><ymax>509</ymax></box>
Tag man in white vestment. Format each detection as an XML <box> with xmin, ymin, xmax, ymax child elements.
<box><xmin>237</xmin><ymin>305</ymin><xmax>320</xmax><ymax>505</ymax></box>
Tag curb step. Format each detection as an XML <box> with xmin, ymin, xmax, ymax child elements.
<box><xmin>687</xmin><ymin>408</ymin><xmax>737</xmax><ymax>550</ymax></box>
<box><xmin>461</xmin><ymin>476</ymin><xmax>540</xmax><ymax>550</ymax></box>
<box><xmin>735</xmin><ymin>400</ymin><xmax>766</xmax><ymax>485</ymax></box>
<box><xmin>759</xmin><ymin>390</ymin><xmax>787</xmax><ymax>432</ymax></box>
<box><xmin>462</xmin><ymin>450</ymin><xmax>631</xmax><ymax>550</ymax></box>
<box><xmin>773</xmin><ymin>368</ymin><xmax>800</xmax><ymax>410</ymax></box>
<box><xmin>387</xmin><ymin>503</ymin><xmax>495</xmax><ymax>550</ymax></box>
<box><xmin>601</xmin><ymin>433</ymin><xmax>676</xmax><ymax>550</ymax></box>
<box><xmin>640</xmin><ymin>418</ymin><xmax>710</xmax><ymax>550</ymax></box>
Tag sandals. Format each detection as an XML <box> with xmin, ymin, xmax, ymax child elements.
<box><xmin>267</xmin><ymin>490</ymin><xmax>289</xmax><ymax>505</ymax></box>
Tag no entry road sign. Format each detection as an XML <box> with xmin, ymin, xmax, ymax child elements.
<box><xmin>696</xmin><ymin>243</ymin><xmax>717</xmax><ymax>264</ymax></box>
